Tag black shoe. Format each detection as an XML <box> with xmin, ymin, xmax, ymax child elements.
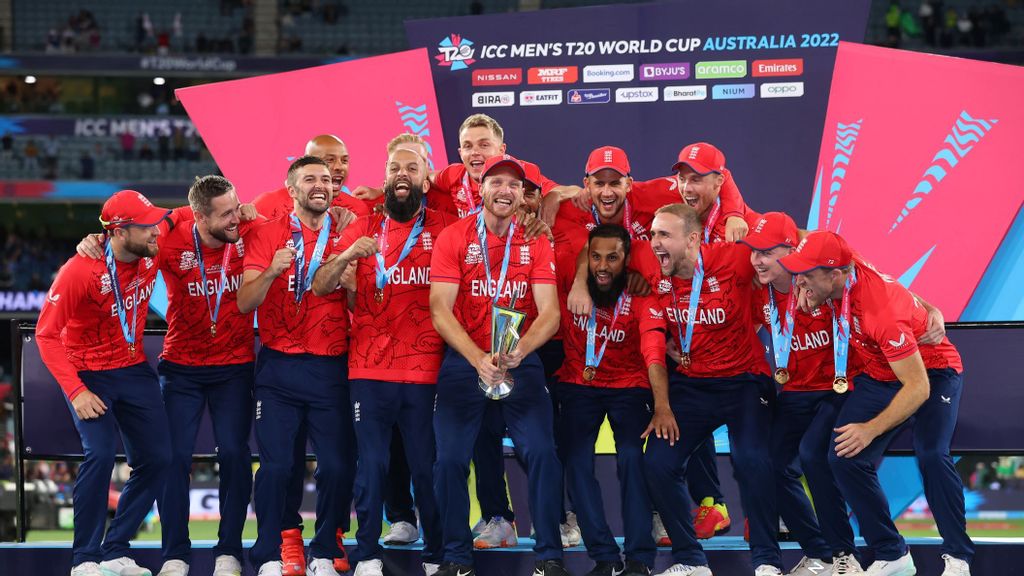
<box><xmin>436</xmin><ymin>562</ymin><xmax>475</xmax><ymax>576</ymax></box>
<box><xmin>535</xmin><ymin>559</ymin><xmax>571</xmax><ymax>576</ymax></box>
<box><xmin>621</xmin><ymin>560</ymin><xmax>652</xmax><ymax>576</ymax></box>
<box><xmin>585</xmin><ymin>561</ymin><xmax>624</xmax><ymax>576</ymax></box>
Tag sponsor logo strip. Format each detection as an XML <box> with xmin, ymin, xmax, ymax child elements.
<box><xmin>711</xmin><ymin>84</ymin><xmax>755</xmax><ymax>100</ymax></box>
<box><xmin>472</xmin><ymin>68</ymin><xmax>523</xmax><ymax>86</ymax></box>
<box><xmin>615</xmin><ymin>87</ymin><xmax>659</xmax><ymax>103</ymax></box>
<box><xmin>519</xmin><ymin>90</ymin><xmax>563</xmax><ymax>106</ymax></box>
<box><xmin>567</xmin><ymin>88</ymin><xmax>611</xmax><ymax>104</ymax></box>
<box><xmin>640</xmin><ymin>62</ymin><xmax>690</xmax><ymax>81</ymax></box>
<box><xmin>663</xmin><ymin>85</ymin><xmax>708</xmax><ymax>101</ymax></box>
<box><xmin>527</xmin><ymin>66</ymin><xmax>579</xmax><ymax>85</ymax></box>
<box><xmin>582</xmin><ymin>64</ymin><xmax>634</xmax><ymax>83</ymax></box>
<box><xmin>751</xmin><ymin>59</ymin><xmax>804</xmax><ymax>77</ymax></box>
<box><xmin>760</xmin><ymin>81</ymin><xmax>804</xmax><ymax>98</ymax></box>
<box><xmin>695</xmin><ymin>60</ymin><xmax>747</xmax><ymax>79</ymax></box>
<box><xmin>472</xmin><ymin>91</ymin><xmax>515</xmax><ymax>107</ymax></box>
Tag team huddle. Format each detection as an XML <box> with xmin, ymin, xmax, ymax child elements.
<box><xmin>37</xmin><ymin>113</ymin><xmax>972</xmax><ymax>576</ymax></box>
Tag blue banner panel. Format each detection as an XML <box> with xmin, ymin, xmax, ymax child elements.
<box><xmin>405</xmin><ymin>0</ymin><xmax>872</xmax><ymax>221</ymax></box>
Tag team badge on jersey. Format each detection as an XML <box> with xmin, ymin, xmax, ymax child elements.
<box><xmin>707</xmin><ymin>276</ymin><xmax>720</xmax><ymax>293</ymax></box>
<box><xmin>519</xmin><ymin>245</ymin><xmax>531</xmax><ymax>265</ymax></box>
<box><xmin>235</xmin><ymin>237</ymin><xmax>245</xmax><ymax>257</ymax></box>
<box><xmin>179</xmin><ymin>250</ymin><xmax>198</xmax><ymax>271</ymax></box>
<box><xmin>285</xmin><ymin>238</ymin><xmax>295</xmax><ymax>249</ymax></box>
<box><xmin>465</xmin><ymin>242</ymin><xmax>483</xmax><ymax>265</ymax></box>
<box><xmin>143</xmin><ymin>257</ymin><xmax>154</xmax><ymax>270</ymax></box>
<box><xmin>99</xmin><ymin>273</ymin><xmax>112</xmax><ymax>295</ymax></box>
<box><xmin>421</xmin><ymin>231</ymin><xmax>433</xmax><ymax>251</ymax></box>
<box><xmin>658</xmin><ymin>279</ymin><xmax>672</xmax><ymax>294</ymax></box>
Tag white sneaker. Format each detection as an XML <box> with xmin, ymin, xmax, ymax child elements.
<box><xmin>257</xmin><ymin>562</ymin><xmax>283</xmax><ymax>576</ymax></box>
<box><xmin>653</xmin><ymin>565</ymin><xmax>712</xmax><ymax>576</ymax></box>
<box><xmin>100</xmin><ymin>558</ymin><xmax>152</xmax><ymax>576</ymax></box>
<box><xmin>423</xmin><ymin>563</ymin><xmax>441</xmax><ymax>576</ymax></box>
<box><xmin>832</xmin><ymin>554</ymin><xmax>864</xmax><ymax>575</ymax></box>
<box><xmin>940</xmin><ymin>555</ymin><xmax>970</xmax><ymax>576</ymax></box>
<box><xmin>755</xmin><ymin>566</ymin><xmax>782</xmax><ymax>576</ymax></box>
<box><xmin>786</xmin><ymin>557</ymin><xmax>832</xmax><ymax>576</ymax></box>
<box><xmin>308</xmin><ymin>558</ymin><xmax>340</xmax><ymax>576</ymax></box>
<box><xmin>472</xmin><ymin>516</ymin><xmax>518</xmax><ymax>549</ymax></box>
<box><xmin>652</xmin><ymin>512</ymin><xmax>670</xmax><ymax>545</ymax></box>
<box><xmin>383</xmin><ymin>520</ymin><xmax>420</xmax><ymax>545</ymax></box>
<box><xmin>353</xmin><ymin>559</ymin><xmax>384</xmax><ymax>576</ymax></box>
<box><xmin>864</xmin><ymin>551</ymin><xmax>916</xmax><ymax>576</ymax></box>
<box><xmin>213</xmin><ymin>556</ymin><xmax>242</xmax><ymax>576</ymax></box>
<box><xmin>471</xmin><ymin>518</ymin><xmax>487</xmax><ymax>536</ymax></box>
<box><xmin>560</xmin><ymin>511</ymin><xmax>582</xmax><ymax>548</ymax></box>
<box><xmin>156</xmin><ymin>560</ymin><xmax>189</xmax><ymax>576</ymax></box>
<box><xmin>71</xmin><ymin>562</ymin><xmax>103</xmax><ymax>576</ymax></box>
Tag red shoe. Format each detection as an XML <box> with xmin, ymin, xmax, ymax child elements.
<box><xmin>334</xmin><ymin>529</ymin><xmax>350</xmax><ymax>572</ymax></box>
<box><xmin>280</xmin><ymin>528</ymin><xmax>306</xmax><ymax>576</ymax></box>
<box><xmin>692</xmin><ymin>498</ymin><xmax>730</xmax><ymax>540</ymax></box>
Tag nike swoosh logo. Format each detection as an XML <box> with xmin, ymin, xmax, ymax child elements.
<box><xmin>458</xmin><ymin>571</ymin><xmax>473</xmax><ymax>576</ymax></box>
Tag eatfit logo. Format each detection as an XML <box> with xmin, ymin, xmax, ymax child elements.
<box><xmin>436</xmin><ymin>34</ymin><xmax>476</xmax><ymax>71</ymax></box>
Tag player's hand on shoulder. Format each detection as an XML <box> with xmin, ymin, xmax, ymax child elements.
<box><xmin>519</xmin><ymin>211</ymin><xmax>552</xmax><ymax>241</ymax></box>
<box><xmin>352</xmin><ymin>185</ymin><xmax>383</xmax><ymax>200</ymax></box>
<box><xmin>567</xmin><ymin>281</ymin><xmax>593</xmax><ymax>316</ymax></box>
<box><xmin>239</xmin><ymin>203</ymin><xmax>260</xmax><ymax>222</ymax></box>
<box><xmin>626</xmin><ymin>271</ymin><xmax>651</xmax><ymax>296</ymax></box>
<box><xmin>76</xmin><ymin>233</ymin><xmax>105</xmax><ymax>260</ymax></box>
<box><xmin>724</xmin><ymin>215</ymin><xmax>749</xmax><ymax>242</ymax></box>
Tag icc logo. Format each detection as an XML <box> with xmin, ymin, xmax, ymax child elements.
<box><xmin>436</xmin><ymin>34</ymin><xmax>476</xmax><ymax>71</ymax></box>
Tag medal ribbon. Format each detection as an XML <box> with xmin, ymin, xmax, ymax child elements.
<box><xmin>703</xmin><ymin>196</ymin><xmax>721</xmax><ymax>244</ymax></box>
<box><xmin>476</xmin><ymin>211</ymin><xmax>515</xmax><ymax>306</ymax></box>
<box><xmin>462</xmin><ymin>171</ymin><xmax>481</xmax><ymax>216</ymax></box>
<box><xmin>767</xmin><ymin>278</ymin><xmax>798</xmax><ymax>373</ymax></box>
<box><xmin>104</xmin><ymin>240</ymin><xmax>141</xmax><ymax>351</ymax></box>
<box><xmin>192</xmin><ymin>224</ymin><xmax>232</xmax><ymax>331</ymax></box>
<box><xmin>586</xmin><ymin>292</ymin><xmax>628</xmax><ymax>369</ymax></box>
<box><xmin>375</xmin><ymin>209</ymin><xmax>426</xmax><ymax>291</ymax></box>
<box><xmin>590</xmin><ymin>198</ymin><xmax>634</xmax><ymax>238</ymax></box>
<box><xmin>289</xmin><ymin>212</ymin><xmax>332</xmax><ymax>306</ymax></box>
<box><xmin>828</xmin><ymin>265</ymin><xmax>858</xmax><ymax>381</ymax></box>
<box><xmin>669</xmin><ymin>249</ymin><xmax>705</xmax><ymax>359</ymax></box>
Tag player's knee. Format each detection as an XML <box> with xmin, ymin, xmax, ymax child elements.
<box><xmin>643</xmin><ymin>450</ymin><xmax>672</xmax><ymax>480</ymax></box>
<box><xmin>913</xmin><ymin>444</ymin><xmax>950</xmax><ymax>470</ymax></box>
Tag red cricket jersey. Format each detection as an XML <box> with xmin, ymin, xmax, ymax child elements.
<box><xmin>430</xmin><ymin>214</ymin><xmax>557</xmax><ymax>352</ymax></box>
<box><xmin>752</xmin><ymin>284</ymin><xmax>848</xmax><ymax>392</ymax></box>
<box><xmin>845</xmin><ymin>258</ymin><xmax>962</xmax><ymax>382</ymax></box>
<box><xmin>243</xmin><ymin>215</ymin><xmax>349</xmax><ymax>356</ymax></box>
<box><xmin>37</xmin><ymin>253</ymin><xmax>160</xmax><ymax>400</ymax></box>
<box><xmin>252</xmin><ymin>186</ymin><xmax>372</xmax><ymax>222</ymax></box>
<box><xmin>335</xmin><ymin>209</ymin><xmax>453</xmax><ymax>383</ymax></box>
<box><xmin>430</xmin><ymin>161</ymin><xmax>558</xmax><ymax>219</ymax></box>
<box><xmin>158</xmin><ymin>219</ymin><xmax>260</xmax><ymax>366</ymax></box>
<box><xmin>632</xmin><ymin>241</ymin><xmax>769</xmax><ymax>378</ymax></box>
<box><xmin>631</xmin><ymin>172</ymin><xmax>753</xmax><ymax>244</ymax></box>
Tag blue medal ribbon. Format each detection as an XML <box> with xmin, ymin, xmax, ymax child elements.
<box><xmin>767</xmin><ymin>279</ymin><xmax>797</xmax><ymax>374</ymax></box>
<box><xmin>669</xmin><ymin>249</ymin><xmax>705</xmax><ymax>360</ymax></box>
<box><xmin>585</xmin><ymin>292</ymin><xmax>628</xmax><ymax>369</ymax></box>
<box><xmin>476</xmin><ymin>211</ymin><xmax>515</xmax><ymax>306</ymax></box>
<box><xmin>375</xmin><ymin>209</ymin><xmax>426</xmax><ymax>292</ymax></box>
<box><xmin>290</xmin><ymin>212</ymin><xmax>332</xmax><ymax>307</ymax></box>
<box><xmin>103</xmin><ymin>240</ymin><xmax>141</xmax><ymax>354</ymax></box>
<box><xmin>590</xmin><ymin>199</ymin><xmax>634</xmax><ymax>238</ymax></box>
<box><xmin>192</xmin><ymin>224</ymin><xmax>231</xmax><ymax>335</ymax></box>
<box><xmin>828</xmin><ymin>266</ymin><xmax>858</xmax><ymax>381</ymax></box>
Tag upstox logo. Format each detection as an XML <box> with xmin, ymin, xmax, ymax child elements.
<box><xmin>615</xmin><ymin>87</ymin><xmax>658</xmax><ymax>103</ymax></box>
<box><xmin>695</xmin><ymin>60</ymin><xmax>747</xmax><ymax>79</ymax></box>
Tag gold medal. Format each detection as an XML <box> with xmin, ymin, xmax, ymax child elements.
<box><xmin>210</xmin><ymin>323</ymin><xmax>217</xmax><ymax>337</ymax></box>
<box><xmin>583</xmin><ymin>366</ymin><xmax>597</xmax><ymax>382</ymax></box>
<box><xmin>833</xmin><ymin>376</ymin><xmax>849</xmax><ymax>394</ymax></box>
<box><xmin>774</xmin><ymin>368</ymin><xmax>790</xmax><ymax>385</ymax></box>
<box><xmin>374</xmin><ymin>289</ymin><xmax>384</xmax><ymax>304</ymax></box>
<box><xmin>128</xmin><ymin>343</ymin><xmax>136</xmax><ymax>359</ymax></box>
<box><xmin>680</xmin><ymin>352</ymin><xmax>691</xmax><ymax>369</ymax></box>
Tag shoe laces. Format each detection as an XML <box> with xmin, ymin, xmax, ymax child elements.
<box><xmin>833</xmin><ymin>556</ymin><xmax>854</xmax><ymax>574</ymax></box>
<box><xmin>941</xmin><ymin>555</ymin><xmax>968</xmax><ymax>574</ymax></box>
<box><xmin>281</xmin><ymin>537</ymin><xmax>305</xmax><ymax>560</ymax></box>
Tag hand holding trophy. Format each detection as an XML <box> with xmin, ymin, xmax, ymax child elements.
<box><xmin>479</xmin><ymin>297</ymin><xmax>526</xmax><ymax>400</ymax></box>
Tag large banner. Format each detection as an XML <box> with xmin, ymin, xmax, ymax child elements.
<box><xmin>405</xmin><ymin>0</ymin><xmax>871</xmax><ymax>219</ymax></box>
<box><xmin>809</xmin><ymin>42</ymin><xmax>1024</xmax><ymax>321</ymax></box>
<box><xmin>176</xmin><ymin>49</ymin><xmax>447</xmax><ymax>201</ymax></box>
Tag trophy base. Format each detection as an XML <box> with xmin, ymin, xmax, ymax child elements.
<box><xmin>479</xmin><ymin>378</ymin><xmax>514</xmax><ymax>400</ymax></box>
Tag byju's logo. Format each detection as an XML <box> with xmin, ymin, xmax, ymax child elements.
<box><xmin>567</xmin><ymin>88</ymin><xmax>611</xmax><ymax>105</ymax></box>
<box><xmin>436</xmin><ymin>34</ymin><xmax>476</xmax><ymax>71</ymax></box>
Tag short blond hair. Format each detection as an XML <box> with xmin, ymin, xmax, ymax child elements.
<box><xmin>458</xmin><ymin>113</ymin><xmax>504</xmax><ymax>142</ymax></box>
<box><xmin>387</xmin><ymin>133</ymin><xmax>427</xmax><ymax>155</ymax></box>
<box><xmin>655</xmin><ymin>203</ymin><xmax>702</xmax><ymax>235</ymax></box>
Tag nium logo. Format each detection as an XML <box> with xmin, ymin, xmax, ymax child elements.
<box><xmin>472</xmin><ymin>91</ymin><xmax>515</xmax><ymax>108</ymax></box>
<box><xmin>582</xmin><ymin>64</ymin><xmax>634</xmax><ymax>83</ymax></box>
<box><xmin>472</xmin><ymin>68</ymin><xmax>522</xmax><ymax>86</ymax></box>
<box><xmin>760</xmin><ymin>82</ymin><xmax>804</xmax><ymax>98</ymax></box>
<box><xmin>663</xmin><ymin>85</ymin><xmax>707</xmax><ymax>101</ymax></box>
<box><xmin>567</xmin><ymin>88</ymin><xmax>610</xmax><ymax>105</ymax></box>
<box><xmin>519</xmin><ymin>90</ymin><xmax>562</xmax><ymax>106</ymax></box>
<box><xmin>527</xmin><ymin>66</ymin><xmax>579</xmax><ymax>85</ymax></box>
<box><xmin>436</xmin><ymin>34</ymin><xmax>476</xmax><ymax>71</ymax></box>
<box><xmin>615</xmin><ymin>87</ymin><xmax>658</xmax><ymax>103</ymax></box>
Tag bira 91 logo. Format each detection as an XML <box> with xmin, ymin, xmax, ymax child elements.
<box><xmin>436</xmin><ymin>34</ymin><xmax>476</xmax><ymax>71</ymax></box>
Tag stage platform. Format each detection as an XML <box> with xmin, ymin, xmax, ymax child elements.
<box><xmin>1</xmin><ymin>537</ymin><xmax>1019</xmax><ymax>575</ymax></box>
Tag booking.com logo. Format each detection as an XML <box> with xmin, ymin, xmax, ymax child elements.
<box><xmin>436</xmin><ymin>34</ymin><xmax>476</xmax><ymax>71</ymax></box>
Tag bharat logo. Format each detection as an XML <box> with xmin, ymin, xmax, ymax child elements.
<box><xmin>527</xmin><ymin>66</ymin><xmax>578</xmax><ymax>85</ymax></box>
<box><xmin>436</xmin><ymin>34</ymin><xmax>476</xmax><ymax>71</ymax></box>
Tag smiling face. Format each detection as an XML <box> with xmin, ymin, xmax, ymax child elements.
<box><xmin>589</xmin><ymin>235</ymin><xmax>627</xmax><ymax>289</ymax></box>
<box><xmin>197</xmin><ymin>188</ymin><xmax>241</xmax><ymax>244</ymax></box>
<box><xmin>116</xmin><ymin>224</ymin><xmax>161</xmax><ymax>258</ymax></box>
<box><xmin>288</xmin><ymin>163</ymin><xmax>333</xmax><ymax>215</ymax></box>
<box><xmin>383</xmin><ymin>148</ymin><xmax>428</xmax><ymax>222</ymax></box>
<box><xmin>481</xmin><ymin>165</ymin><xmax>524</xmax><ymax>219</ymax></box>
<box><xmin>585</xmin><ymin>168</ymin><xmax>631</xmax><ymax>222</ymax></box>
<box><xmin>306</xmin><ymin>138</ymin><xmax>350</xmax><ymax>196</ymax></box>
<box><xmin>750</xmin><ymin>245</ymin><xmax>794</xmax><ymax>286</ymax></box>
<box><xmin>795</xmin><ymin>267</ymin><xmax>845</xmax><ymax>309</ymax></box>
<box><xmin>676</xmin><ymin>165</ymin><xmax>724</xmax><ymax>221</ymax></box>
<box><xmin>459</xmin><ymin>125</ymin><xmax>506</xmax><ymax>181</ymax></box>
<box><xmin>650</xmin><ymin>211</ymin><xmax>700</xmax><ymax>277</ymax></box>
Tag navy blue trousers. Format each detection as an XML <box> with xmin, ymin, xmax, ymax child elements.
<box><xmin>772</xmin><ymin>390</ymin><xmax>853</xmax><ymax>559</ymax></box>
<box><xmin>385</xmin><ymin>428</ymin><xmax>417</xmax><ymax>525</ymax></box>
<box><xmin>473</xmin><ymin>401</ymin><xmax>515</xmax><ymax>522</ymax></box>
<box><xmin>644</xmin><ymin>372</ymin><xmax>781</xmax><ymax>570</ymax></box>
<box><xmin>249</xmin><ymin>348</ymin><xmax>356</xmax><ymax>566</ymax></box>
<box><xmin>157</xmin><ymin>360</ymin><xmax>254</xmax><ymax>563</ymax></box>
<box><xmin>830</xmin><ymin>369</ymin><xmax>973</xmax><ymax>563</ymax></box>
<box><xmin>560</xmin><ymin>383</ymin><xmax>656</xmax><ymax>567</ymax></box>
<box><xmin>434</xmin><ymin>349</ymin><xmax>563</xmax><ymax>565</ymax></box>
<box><xmin>349</xmin><ymin>379</ymin><xmax>443</xmax><ymax>564</ymax></box>
<box><xmin>686</xmin><ymin>438</ymin><xmax>723</xmax><ymax>506</ymax></box>
<box><xmin>69</xmin><ymin>362</ymin><xmax>172</xmax><ymax>566</ymax></box>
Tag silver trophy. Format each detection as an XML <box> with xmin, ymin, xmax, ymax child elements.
<box><xmin>479</xmin><ymin>303</ymin><xmax>526</xmax><ymax>400</ymax></box>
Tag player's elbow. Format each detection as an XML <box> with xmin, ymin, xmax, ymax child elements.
<box><xmin>236</xmin><ymin>292</ymin><xmax>257</xmax><ymax>314</ymax></box>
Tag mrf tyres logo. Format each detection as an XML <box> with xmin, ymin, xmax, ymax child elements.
<box><xmin>436</xmin><ymin>34</ymin><xmax>476</xmax><ymax>71</ymax></box>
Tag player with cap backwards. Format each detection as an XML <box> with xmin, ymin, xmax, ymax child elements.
<box><xmin>556</xmin><ymin>223</ymin><xmax>672</xmax><ymax>576</ymax></box>
<box><xmin>429</xmin><ymin>155</ymin><xmax>566</xmax><ymax>576</ymax></box>
<box><xmin>312</xmin><ymin>146</ymin><xmax>450</xmax><ymax>576</ymax></box>
<box><xmin>741</xmin><ymin>212</ymin><xmax>856</xmax><ymax>576</ymax></box>
<box><xmin>779</xmin><ymin>232</ymin><xmax>972</xmax><ymax>576</ymax></box>
<box><xmin>38</xmin><ymin>190</ymin><xmax>173</xmax><ymax>576</ymax></box>
<box><xmin>635</xmin><ymin>203</ymin><xmax>782</xmax><ymax>576</ymax></box>
<box><xmin>238</xmin><ymin>156</ymin><xmax>374</xmax><ymax>576</ymax></box>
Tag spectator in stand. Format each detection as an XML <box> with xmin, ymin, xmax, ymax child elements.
<box><xmin>23</xmin><ymin>139</ymin><xmax>39</xmax><ymax>170</ymax></box>
<box><xmin>120</xmin><ymin>132</ymin><xmax>136</xmax><ymax>160</ymax></box>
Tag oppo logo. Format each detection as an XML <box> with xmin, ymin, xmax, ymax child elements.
<box><xmin>760</xmin><ymin>82</ymin><xmax>804</xmax><ymax>98</ymax></box>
